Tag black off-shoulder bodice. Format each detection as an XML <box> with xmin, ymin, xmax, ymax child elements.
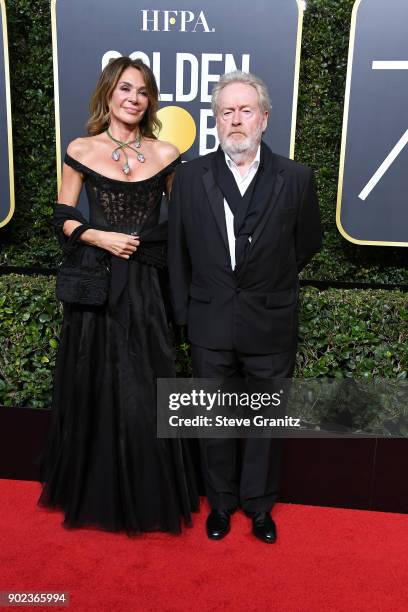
<box><xmin>64</xmin><ymin>153</ymin><xmax>181</xmax><ymax>234</ymax></box>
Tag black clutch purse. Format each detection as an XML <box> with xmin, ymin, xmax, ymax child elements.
<box><xmin>56</xmin><ymin>224</ymin><xmax>110</xmax><ymax>306</ymax></box>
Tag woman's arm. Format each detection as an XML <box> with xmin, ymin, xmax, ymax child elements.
<box><xmin>58</xmin><ymin>150</ymin><xmax>139</xmax><ymax>259</ymax></box>
<box><xmin>153</xmin><ymin>139</ymin><xmax>180</xmax><ymax>201</ymax></box>
<box><xmin>58</xmin><ymin>161</ymin><xmax>86</xmax><ymax>237</ymax></box>
<box><xmin>165</xmin><ymin>171</ymin><xmax>176</xmax><ymax>199</ymax></box>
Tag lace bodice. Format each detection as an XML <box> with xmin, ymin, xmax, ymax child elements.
<box><xmin>64</xmin><ymin>153</ymin><xmax>180</xmax><ymax>234</ymax></box>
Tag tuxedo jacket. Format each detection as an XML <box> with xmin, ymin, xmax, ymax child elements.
<box><xmin>168</xmin><ymin>148</ymin><xmax>322</xmax><ymax>355</ymax></box>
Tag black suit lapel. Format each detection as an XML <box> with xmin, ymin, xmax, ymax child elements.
<box><xmin>202</xmin><ymin>167</ymin><xmax>230</xmax><ymax>254</ymax></box>
<box><xmin>250</xmin><ymin>169</ymin><xmax>285</xmax><ymax>250</ymax></box>
<box><xmin>235</xmin><ymin>169</ymin><xmax>285</xmax><ymax>281</ymax></box>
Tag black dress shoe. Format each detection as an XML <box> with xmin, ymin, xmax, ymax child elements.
<box><xmin>250</xmin><ymin>512</ymin><xmax>277</xmax><ymax>543</ymax></box>
<box><xmin>206</xmin><ymin>510</ymin><xmax>231</xmax><ymax>540</ymax></box>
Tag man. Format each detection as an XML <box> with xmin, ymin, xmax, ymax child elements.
<box><xmin>168</xmin><ymin>71</ymin><xmax>322</xmax><ymax>543</ymax></box>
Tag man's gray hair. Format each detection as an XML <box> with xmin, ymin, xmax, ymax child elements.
<box><xmin>211</xmin><ymin>70</ymin><xmax>271</xmax><ymax>116</ymax></box>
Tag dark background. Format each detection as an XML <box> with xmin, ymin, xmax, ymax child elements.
<box><xmin>0</xmin><ymin>1</ymin><xmax>11</xmax><ymax>228</ymax></box>
<box><xmin>340</xmin><ymin>0</ymin><xmax>408</xmax><ymax>244</ymax></box>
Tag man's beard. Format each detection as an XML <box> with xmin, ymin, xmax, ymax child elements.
<box><xmin>219</xmin><ymin>127</ymin><xmax>263</xmax><ymax>162</ymax></box>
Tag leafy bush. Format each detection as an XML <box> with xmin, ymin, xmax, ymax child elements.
<box><xmin>296</xmin><ymin>287</ymin><xmax>407</xmax><ymax>378</ymax></box>
<box><xmin>0</xmin><ymin>275</ymin><xmax>406</xmax><ymax>409</ymax></box>
<box><xmin>0</xmin><ymin>0</ymin><xmax>58</xmax><ymax>267</ymax></box>
<box><xmin>0</xmin><ymin>274</ymin><xmax>62</xmax><ymax>408</ymax></box>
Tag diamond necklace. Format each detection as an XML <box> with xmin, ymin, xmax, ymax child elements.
<box><xmin>106</xmin><ymin>129</ymin><xmax>146</xmax><ymax>175</ymax></box>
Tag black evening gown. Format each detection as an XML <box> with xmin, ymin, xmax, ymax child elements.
<box><xmin>39</xmin><ymin>154</ymin><xmax>198</xmax><ymax>534</ymax></box>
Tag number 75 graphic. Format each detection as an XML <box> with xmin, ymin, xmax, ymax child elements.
<box><xmin>359</xmin><ymin>61</ymin><xmax>408</xmax><ymax>201</ymax></box>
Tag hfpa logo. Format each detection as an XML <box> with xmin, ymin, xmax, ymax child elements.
<box><xmin>140</xmin><ymin>10</ymin><xmax>215</xmax><ymax>33</ymax></box>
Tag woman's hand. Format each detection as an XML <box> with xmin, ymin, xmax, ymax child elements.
<box><xmin>93</xmin><ymin>231</ymin><xmax>140</xmax><ymax>259</ymax></box>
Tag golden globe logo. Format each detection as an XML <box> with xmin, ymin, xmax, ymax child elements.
<box><xmin>101</xmin><ymin>49</ymin><xmax>250</xmax><ymax>155</ymax></box>
<box><xmin>140</xmin><ymin>10</ymin><xmax>215</xmax><ymax>33</ymax></box>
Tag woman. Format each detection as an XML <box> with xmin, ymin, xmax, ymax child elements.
<box><xmin>39</xmin><ymin>57</ymin><xmax>198</xmax><ymax>534</ymax></box>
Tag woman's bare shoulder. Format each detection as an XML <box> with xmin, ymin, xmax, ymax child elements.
<box><xmin>66</xmin><ymin>135</ymin><xmax>101</xmax><ymax>161</ymax></box>
<box><xmin>151</xmin><ymin>139</ymin><xmax>180</xmax><ymax>166</ymax></box>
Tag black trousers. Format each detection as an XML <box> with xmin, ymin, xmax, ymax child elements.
<box><xmin>191</xmin><ymin>345</ymin><xmax>296</xmax><ymax>513</ymax></box>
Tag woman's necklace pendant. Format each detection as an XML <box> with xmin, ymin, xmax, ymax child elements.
<box><xmin>106</xmin><ymin>130</ymin><xmax>146</xmax><ymax>175</ymax></box>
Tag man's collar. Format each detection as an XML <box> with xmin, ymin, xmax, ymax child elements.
<box><xmin>224</xmin><ymin>145</ymin><xmax>261</xmax><ymax>172</ymax></box>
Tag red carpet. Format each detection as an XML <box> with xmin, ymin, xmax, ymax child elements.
<box><xmin>1</xmin><ymin>479</ymin><xmax>408</xmax><ymax>611</ymax></box>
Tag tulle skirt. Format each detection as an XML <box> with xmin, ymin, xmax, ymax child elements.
<box><xmin>39</xmin><ymin>261</ymin><xmax>198</xmax><ymax>534</ymax></box>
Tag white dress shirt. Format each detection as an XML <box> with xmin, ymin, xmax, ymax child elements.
<box><xmin>223</xmin><ymin>146</ymin><xmax>261</xmax><ymax>270</ymax></box>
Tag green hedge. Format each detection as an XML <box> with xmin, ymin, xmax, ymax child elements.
<box><xmin>296</xmin><ymin>287</ymin><xmax>407</xmax><ymax>379</ymax></box>
<box><xmin>0</xmin><ymin>275</ymin><xmax>61</xmax><ymax>408</ymax></box>
<box><xmin>1</xmin><ymin>0</ymin><xmax>58</xmax><ymax>266</ymax></box>
<box><xmin>0</xmin><ymin>274</ymin><xmax>406</xmax><ymax>409</ymax></box>
<box><xmin>0</xmin><ymin>0</ymin><xmax>407</xmax><ymax>282</ymax></box>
